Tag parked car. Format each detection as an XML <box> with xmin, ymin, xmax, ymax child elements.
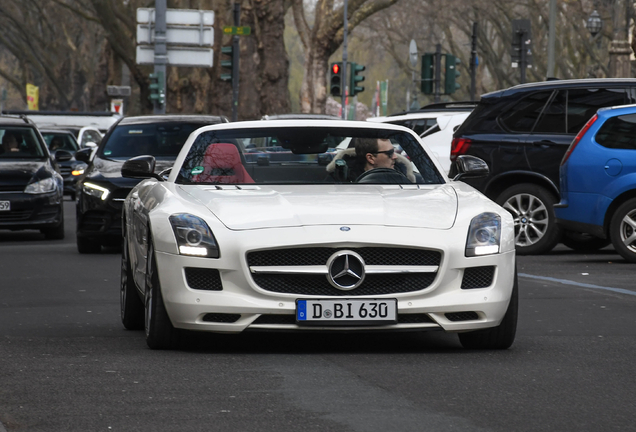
<box><xmin>75</xmin><ymin>114</ymin><xmax>228</xmax><ymax>254</ymax></box>
<box><xmin>119</xmin><ymin>119</ymin><xmax>517</xmax><ymax>350</ymax></box>
<box><xmin>420</xmin><ymin>111</ymin><xmax>471</xmax><ymax>174</ymax></box>
<box><xmin>555</xmin><ymin>104</ymin><xmax>636</xmax><ymax>261</ymax></box>
<box><xmin>0</xmin><ymin>116</ymin><xmax>69</xmax><ymax>239</ymax></box>
<box><xmin>40</xmin><ymin>129</ymin><xmax>88</xmax><ymax>199</ymax></box>
<box><xmin>451</xmin><ymin>78</ymin><xmax>636</xmax><ymax>255</ymax></box>
<box><xmin>367</xmin><ymin>101</ymin><xmax>476</xmax><ymax>135</ymax></box>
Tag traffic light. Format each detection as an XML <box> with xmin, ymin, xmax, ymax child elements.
<box><xmin>349</xmin><ymin>62</ymin><xmax>365</xmax><ymax>96</ymax></box>
<box><xmin>220</xmin><ymin>46</ymin><xmax>233</xmax><ymax>82</ymax></box>
<box><xmin>421</xmin><ymin>53</ymin><xmax>434</xmax><ymax>94</ymax></box>
<box><xmin>329</xmin><ymin>62</ymin><xmax>343</xmax><ymax>97</ymax></box>
<box><xmin>444</xmin><ymin>54</ymin><xmax>461</xmax><ymax>95</ymax></box>
<box><xmin>148</xmin><ymin>71</ymin><xmax>165</xmax><ymax>105</ymax></box>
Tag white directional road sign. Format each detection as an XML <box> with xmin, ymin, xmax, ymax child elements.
<box><xmin>136</xmin><ymin>46</ymin><xmax>213</xmax><ymax>68</ymax></box>
<box><xmin>136</xmin><ymin>8</ymin><xmax>214</xmax><ymax>67</ymax></box>
<box><xmin>136</xmin><ymin>8</ymin><xmax>214</xmax><ymax>27</ymax></box>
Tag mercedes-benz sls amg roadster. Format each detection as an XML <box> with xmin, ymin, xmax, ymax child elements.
<box><xmin>120</xmin><ymin>120</ymin><xmax>517</xmax><ymax>350</ymax></box>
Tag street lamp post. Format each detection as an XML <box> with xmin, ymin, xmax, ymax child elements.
<box><xmin>586</xmin><ymin>10</ymin><xmax>602</xmax><ymax>41</ymax></box>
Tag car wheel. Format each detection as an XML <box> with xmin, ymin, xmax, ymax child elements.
<box><xmin>610</xmin><ymin>198</ymin><xmax>636</xmax><ymax>263</ymax></box>
<box><xmin>77</xmin><ymin>236</ymin><xmax>101</xmax><ymax>254</ymax></box>
<box><xmin>496</xmin><ymin>184</ymin><xmax>561</xmax><ymax>255</ymax></box>
<box><xmin>121</xmin><ymin>233</ymin><xmax>144</xmax><ymax>330</ymax></box>
<box><xmin>41</xmin><ymin>210</ymin><xmax>65</xmax><ymax>240</ymax></box>
<box><xmin>561</xmin><ymin>231</ymin><xmax>611</xmax><ymax>252</ymax></box>
<box><xmin>458</xmin><ymin>269</ymin><xmax>518</xmax><ymax>350</ymax></box>
<box><xmin>145</xmin><ymin>240</ymin><xmax>179</xmax><ymax>350</ymax></box>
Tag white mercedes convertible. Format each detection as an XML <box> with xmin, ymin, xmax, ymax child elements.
<box><xmin>120</xmin><ymin>120</ymin><xmax>517</xmax><ymax>350</ymax></box>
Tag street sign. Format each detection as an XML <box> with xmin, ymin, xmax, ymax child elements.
<box><xmin>222</xmin><ymin>26</ymin><xmax>251</xmax><ymax>35</ymax></box>
<box><xmin>135</xmin><ymin>8</ymin><xmax>215</xmax><ymax>67</ymax></box>
<box><xmin>136</xmin><ymin>45</ymin><xmax>213</xmax><ymax>67</ymax></box>
<box><xmin>137</xmin><ymin>25</ymin><xmax>213</xmax><ymax>46</ymax></box>
<box><xmin>409</xmin><ymin>39</ymin><xmax>418</xmax><ymax>67</ymax></box>
<box><xmin>107</xmin><ymin>86</ymin><xmax>131</xmax><ymax>97</ymax></box>
<box><xmin>136</xmin><ymin>8</ymin><xmax>214</xmax><ymax>26</ymax></box>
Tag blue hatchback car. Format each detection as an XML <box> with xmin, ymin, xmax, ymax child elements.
<box><xmin>555</xmin><ymin>104</ymin><xmax>636</xmax><ymax>262</ymax></box>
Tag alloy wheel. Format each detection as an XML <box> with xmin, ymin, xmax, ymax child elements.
<box><xmin>502</xmin><ymin>193</ymin><xmax>549</xmax><ymax>247</ymax></box>
<box><xmin>618</xmin><ymin>209</ymin><xmax>636</xmax><ymax>253</ymax></box>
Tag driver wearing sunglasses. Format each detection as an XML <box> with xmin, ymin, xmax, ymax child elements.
<box><xmin>355</xmin><ymin>137</ymin><xmax>398</xmax><ymax>171</ymax></box>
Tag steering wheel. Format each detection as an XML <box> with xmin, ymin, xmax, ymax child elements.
<box><xmin>355</xmin><ymin>168</ymin><xmax>412</xmax><ymax>184</ymax></box>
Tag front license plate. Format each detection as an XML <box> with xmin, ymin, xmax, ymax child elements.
<box><xmin>296</xmin><ymin>299</ymin><xmax>397</xmax><ymax>326</ymax></box>
<box><xmin>0</xmin><ymin>201</ymin><xmax>9</xmax><ymax>211</ymax></box>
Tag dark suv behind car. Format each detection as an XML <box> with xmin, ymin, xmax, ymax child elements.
<box><xmin>451</xmin><ymin>78</ymin><xmax>636</xmax><ymax>254</ymax></box>
<box><xmin>75</xmin><ymin>115</ymin><xmax>228</xmax><ymax>253</ymax></box>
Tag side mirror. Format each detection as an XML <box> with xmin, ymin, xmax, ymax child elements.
<box><xmin>75</xmin><ymin>148</ymin><xmax>93</xmax><ymax>163</ymax></box>
<box><xmin>121</xmin><ymin>155</ymin><xmax>163</xmax><ymax>181</ymax></box>
<box><xmin>54</xmin><ymin>150</ymin><xmax>73</xmax><ymax>162</ymax></box>
<box><xmin>452</xmin><ymin>155</ymin><xmax>489</xmax><ymax>181</ymax></box>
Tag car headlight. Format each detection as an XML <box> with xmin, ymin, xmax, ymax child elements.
<box><xmin>83</xmin><ymin>182</ymin><xmax>110</xmax><ymax>200</ymax></box>
<box><xmin>466</xmin><ymin>212</ymin><xmax>501</xmax><ymax>257</ymax></box>
<box><xmin>169</xmin><ymin>214</ymin><xmax>220</xmax><ymax>258</ymax></box>
<box><xmin>24</xmin><ymin>177</ymin><xmax>56</xmax><ymax>194</ymax></box>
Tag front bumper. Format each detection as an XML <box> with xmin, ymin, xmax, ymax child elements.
<box><xmin>0</xmin><ymin>191</ymin><xmax>63</xmax><ymax>230</ymax></box>
<box><xmin>152</xmin><ymin>226</ymin><xmax>516</xmax><ymax>335</ymax></box>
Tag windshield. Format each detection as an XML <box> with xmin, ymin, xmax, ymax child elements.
<box><xmin>176</xmin><ymin>126</ymin><xmax>444</xmax><ymax>185</ymax></box>
<box><xmin>0</xmin><ymin>127</ymin><xmax>46</xmax><ymax>159</ymax></box>
<box><xmin>42</xmin><ymin>132</ymin><xmax>80</xmax><ymax>152</ymax></box>
<box><xmin>100</xmin><ymin>122</ymin><xmax>204</xmax><ymax>159</ymax></box>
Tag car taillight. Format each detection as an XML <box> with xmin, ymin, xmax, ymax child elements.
<box><xmin>450</xmin><ymin>137</ymin><xmax>472</xmax><ymax>161</ymax></box>
<box><xmin>561</xmin><ymin>114</ymin><xmax>598</xmax><ymax>166</ymax></box>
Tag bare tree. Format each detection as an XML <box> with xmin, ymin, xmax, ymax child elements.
<box><xmin>291</xmin><ymin>0</ymin><xmax>400</xmax><ymax>114</ymax></box>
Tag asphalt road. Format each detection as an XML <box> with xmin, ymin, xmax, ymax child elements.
<box><xmin>0</xmin><ymin>200</ymin><xmax>635</xmax><ymax>432</ymax></box>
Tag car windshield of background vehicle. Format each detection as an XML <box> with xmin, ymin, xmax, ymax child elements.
<box><xmin>100</xmin><ymin>123</ymin><xmax>204</xmax><ymax>160</ymax></box>
<box><xmin>0</xmin><ymin>128</ymin><xmax>46</xmax><ymax>159</ymax></box>
<box><xmin>595</xmin><ymin>113</ymin><xmax>636</xmax><ymax>149</ymax></box>
<box><xmin>176</xmin><ymin>127</ymin><xmax>444</xmax><ymax>185</ymax></box>
<box><xmin>42</xmin><ymin>133</ymin><xmax>80</xmax><ymax>152</ymax></box>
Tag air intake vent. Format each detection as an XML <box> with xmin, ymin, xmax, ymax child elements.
<box><xmin>461</xmin><ymin>266</ymin><xmax>495</xmax><ymax>289</ymax></box>
<box><xmin>202</xmin><ymin>313</ymin><xmax>240</xmax><ymax>323</ymax></box>
<box><xmin>445</xmin><ymin>312</ymin><xmax>479</xmax><ymax>322</ymax></box>
<box><xmin>185</xmin><ymin>268</ymin><xmax>222</xmax><ymax>291</ymax></box>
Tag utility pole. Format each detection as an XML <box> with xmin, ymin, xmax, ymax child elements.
<box><xmin>341</xmin><ymin>0</ymin><xmax>348</xmax><ymax>119</ymax></box>
<box><xmin>231</xmin><ymin>3</ymin><xmax>240</xmax><ymax>121</ymax></box>
<box><xmin>546</xmin><ymin>0</ymin><xmax>556</xmax><ymax>78</ymax></box>
<box><xmin>153</xmin><ymin>0</ymin><xmax>167</xmax><ymax>114</ymax></box>
<box><xmin>469</xmin><ymin>22</ymin><xmax>478</xmax><ymax>101</ymax></box>
<box><xmin>609</xmin><ymin>0</ymin><xmax>631</xmax><ymax>77</ymax></box>
<box><xmin>434</xmin><ymin>44</ymin><xmax>441</xmax><ymax>103</ymax></box>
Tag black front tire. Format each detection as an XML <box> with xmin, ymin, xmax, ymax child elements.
<box><xmin>496</xmin><ymin>183</ymin><xmax>562</xmax><ymax>255</ymax></box>
<box><xmin>458</xmin><ymin>270</ymin><xmax>518</xmax><ymax>350</ymax></box>
<box><xmin>145</xmin><ymin>241</ymin><xmax>179</xmax><ymax>350</ymax></box>
<box><xmin>610</xmin><ymin>198</ymin><xmax>636</xmax><ymax>263</ymax></box>
<box><xmin>121</xmin><ymin>233</ymin><xmax>144</xmax><ymax>330</ymax></box>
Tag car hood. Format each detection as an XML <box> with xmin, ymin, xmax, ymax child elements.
<box><xmin>180</xmin><ymin>184</ymin><xmax>458</xmax><ymax>230</ymax></box>
<box><xmin>0</xmin><ymin>160</ymin><xmax>49</xmax><ymax>188</ymax></box>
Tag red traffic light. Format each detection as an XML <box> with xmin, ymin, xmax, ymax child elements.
<box><xmin>332</xmin><ymin>64</ymin><xmax>340</xmax><ymax>74</ymax></box>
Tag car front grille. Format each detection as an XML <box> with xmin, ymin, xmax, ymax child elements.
<box><xmin>202</xmin><ymin>313</ymin><xmax>241</xmax><ymax>323</ymax></box>
<box><xmin>252</xmin><ymin>273</ymin><xmax>436</xmax><ymax>296</ymax></box>
<box><xmin>247</xmin><ymin>247</ymin><xmax>441</xmax><ymax>266</ymax></box>
<box><xmin>0</xmin><ymin>210</ymin><xmax>32</xmax><ymax>221</ymax></box>
<box><xmin>247</xmin><ymin>246</ymin><xmax>441</xmax><ymax>296</ymax></box>
<box><xmin>59</xmin><ymin>166</ymin><xmax>71</xmax><ymax>176</ymax></box>
<box><xmin>461</xmin><ymin>266</ymin><xmax>495</xmax><ymax>289</ymax></box>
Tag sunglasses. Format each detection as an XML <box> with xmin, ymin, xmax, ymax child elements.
<box><xmin>373</xmin><ymin>148</ymin><xmax>395</xmax><ymax>157</ymax></box>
